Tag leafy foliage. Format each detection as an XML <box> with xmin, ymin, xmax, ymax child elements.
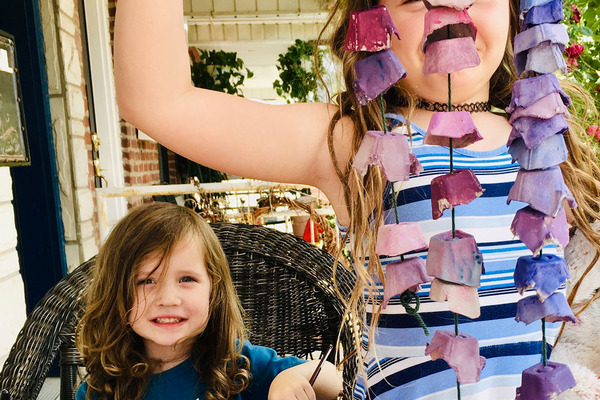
<box><xmin>178</xmin><ymin>48</ymin><xmax>254</xmax><ymax>183</ymax></box>
<box><xmin>273</xmin><ymin>39</ymin><xmax>323</xmax><ymax>103</ymax></box>
<box><xmin>190</xmin><ymin>48</ymin><xmax>254</xmax><ymax>96</ymax></box>
<box><xmin>563</xmin><ymin>0</ymin><xmax>600</xmax><ymax>113</ymax></box>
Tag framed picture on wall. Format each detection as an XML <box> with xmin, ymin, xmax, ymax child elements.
<box><xmin>0</xmin><ymin>30</ymin><xmax>29</xmax><ymax>166</ymax></box>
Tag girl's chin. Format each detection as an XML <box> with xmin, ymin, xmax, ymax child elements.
<box><xmin>419</xmin><ymin>73</ymin><xmax>485</xmax><ymax>103</ymax></box>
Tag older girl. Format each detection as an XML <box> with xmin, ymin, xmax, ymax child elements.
<box><xmin>113</xmin><ymin>0</ymin><xmax>600</xmax><ymax>398</ymax></box>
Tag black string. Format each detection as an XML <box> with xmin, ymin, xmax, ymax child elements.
<box><xmin>542</xmin><ymin>317</ymin><xmax>547</xmax><ymax>366</ymax></box>
<box><xmin>446</xmin><ymin>25</ymin><xmax>461</xmax><ymax>400</ymax></box>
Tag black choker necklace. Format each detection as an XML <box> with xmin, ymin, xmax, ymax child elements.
<box><xmin>416</xmin><ymin>99</ymin><xmax>491</xmax><ymax>113</ymax></box>
<box><xmin>397</xmin><ymin>98</ymin><xmax>491</xmax><ymax>113</ymax></box>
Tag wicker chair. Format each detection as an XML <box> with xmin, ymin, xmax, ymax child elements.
<box><xmin>0</xmin><ymin>223</ymin><xmax>359</xmax><ymax>400</ymax></box>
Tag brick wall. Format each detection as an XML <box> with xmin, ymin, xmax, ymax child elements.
<box><xmin>121</xmin><ymin>124</ymin><xmax>160</xmax><ymax>186</ymax></box>
<box><xmin>168</xmin><ymin>150</ymin><xmax>182</xmax><ymax>184</ymax></box>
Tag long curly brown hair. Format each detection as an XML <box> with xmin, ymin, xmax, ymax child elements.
<box><xmin>76</xmin><ymin>202</ymin><xmax>250</xmax><ymax>400</ymax></box>
<box><xmin>318</xmin><ymin>0</ymin><xmax>600</xmax><ymax>387</ymax></box>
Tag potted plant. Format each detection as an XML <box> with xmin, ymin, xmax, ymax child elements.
<box><xmin>273</xmin><ymin>39</ymin><xmax>325</xmax><ymax>103</ymax></box>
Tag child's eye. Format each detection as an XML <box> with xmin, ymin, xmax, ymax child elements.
<box><xmin>180</xmin><ymin>276</ymin><xmax>197</xmax><ymax>283</ymax></box>
<box><xmin>137</xmin><ymin>277</ymin><xmax>156</xmax><ymax>285</ymax></box>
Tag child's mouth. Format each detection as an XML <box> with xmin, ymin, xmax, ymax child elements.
<box><xmin>153</xmin><ymin>317</ymin><xmax>184</xmax><ymax>324</ymax></box>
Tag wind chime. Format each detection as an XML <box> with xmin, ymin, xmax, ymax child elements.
<box><xmin>346</xmin><ymin>0</ymin><xmax>579</xmax><ymax>398</ymax></box>
<box><xmin>509</xmin><ymin>0</ymin><xmax>577</xmax><ymax>397</ymax></box>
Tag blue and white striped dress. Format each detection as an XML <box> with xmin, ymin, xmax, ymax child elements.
<box><xmin>352</xmin><ymin>115</ymin><xmax>562</xmax><ymax>400</ymax></box>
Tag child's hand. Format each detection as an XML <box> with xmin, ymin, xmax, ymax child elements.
<box><xmin>268</xmin><ymin>368</ymin><xmax>316</xmax><ymax>400</ymax></box>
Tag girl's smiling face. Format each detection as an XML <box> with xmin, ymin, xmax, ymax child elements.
<box><xmin>379</xmin><ymin>0</ymin><xmax>510</xmax><ymax>104</ymax></box>
<box><xmin>129</xmin><ymin>235</ymin><xmax>212</xmax><ymax>364</ymax></box>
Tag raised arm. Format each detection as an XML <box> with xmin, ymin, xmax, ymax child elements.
<box><xmin>113</xmin><ymin>0</ymin><xmax>349</xmax><ymax>191</ymax></box>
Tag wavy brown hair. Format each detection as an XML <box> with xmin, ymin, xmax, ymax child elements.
<box><xmin>317</xmin><ymin>0</ymin><xmax>600</xmax><ymax>387</ymax></box>
<box><xmin>76</xmin><ymin>202</ymin><xmax>250</xmax><ymax>400</ymax></box>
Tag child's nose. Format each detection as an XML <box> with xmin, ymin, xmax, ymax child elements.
<box><xmin>154</xmin><ymin>282</ymin><xmax>182</xmax><ymax>306</ymax></box>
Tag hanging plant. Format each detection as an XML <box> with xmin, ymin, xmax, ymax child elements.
<box><xmin>177</xmin><ymin>48</ymin><xmax>254</xmax><ymax>184</ymax></box>
<box><xmin>189</xmin><ymin>47</ymin><xmax>254</xmax><ymax>96</ymax></box>
<box><xmin>273</xmin><ymin>39</ymin><xmax>324</xmax><ymax>103</ymax></box>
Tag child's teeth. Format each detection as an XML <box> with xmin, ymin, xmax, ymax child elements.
<box><xmin>155</xmin><ymin>317</ymin><xmax>182</xmax><ymax>323</ymax></box>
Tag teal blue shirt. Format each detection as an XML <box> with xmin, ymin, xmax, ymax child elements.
<box><xmin>76</xmin><ymin>341</ymin><xmax>306</xmax><ymax>400</ymax></box>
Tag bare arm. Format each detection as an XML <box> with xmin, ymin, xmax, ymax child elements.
<box><xmin>268</xmin><ymin>360</ymin><xmax>343</xmax><ymax>400</ymax></box>
<box><xmin>114</xmin><ymin>0</ymin><xmax>346</xmax><ymax>189</ymax></box>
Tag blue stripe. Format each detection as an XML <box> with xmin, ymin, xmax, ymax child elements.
<box><xmin>369</xmin><ymin>318</ymin><xmax>562</xmax><ymax>346</ymax></box>
<box><xmin>414</xmin><ymin>157</ymin><xmax>518</xmax><ymax>169</ymax></box>
<box><xmin>367</xmin><ymin>303</ymin><xmax>518</xmax><ymax>328</ymax></box>
<box><xmin>366</xmin><ymin>342</ymin><xmax>552</xmax><ymax>396</ymax></box>
<box><xmin>390</xmin><ymin>182</ymin><xmax>515</xmax><ymax>207</ymax></box>
<box><xmin>367</xmin><ymin>354</ymin><xmax>538</xmax><ymax>400</ymax></box>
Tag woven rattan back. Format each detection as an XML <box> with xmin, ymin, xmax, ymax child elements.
<box><xmin>0</xmin><ymin>258</ymin><xmax>93</xmax><ymax>400</ymax></box>
<box><xmin>0</xmin><ymin>223</ymin><xmax>359</xmax><ymax>399</ymax></box>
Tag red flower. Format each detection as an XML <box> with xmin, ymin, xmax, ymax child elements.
<box><xmin>565</xmin><ymin>43</ymin><xmax>584</xmax><ymax>71</ymax></box>
<box><xmin>571</xmin><ymin>4</ymin><xmax>582</xmax><ymax>23</ymax></box>
<box><xmin>587</xmin><ymin>125</ymin><xmax>600</xmax><ymax>141</ymax></box>
<box><xmin>566</xmin><ymin>57</ymin><xmax>578</xmax><ymax>72</ymax></box>
<box><xmin>565</xmin><ymin>43</ymin><xmax>584</xmax><ymax>59</ymax></box>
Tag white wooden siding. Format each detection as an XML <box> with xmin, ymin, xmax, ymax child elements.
<box><xmin>0</xmin><ymin>167</ymin><xmax>26</xmax><ymax>371</ymax></box>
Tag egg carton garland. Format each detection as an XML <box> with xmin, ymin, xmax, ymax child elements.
<box><xmin>347</xmin><ymin>0</ymin><xmax>489</xmax><ymax>390</ymax></box>
<box><xmin>508</xmin><ymin>166</ymin><xmax>576</xmax><ymax>217</ymax></box>
<box><xmin>422</xmin><ymin>8</ymin><xmax>480</xmax><ymax>76</ymax></box>
<box><xmin>420</xmin><ymin>0</ymin><xmax>487</xmax><ymax>384</ymax></box>
<box><xmin>346</xmin><ymin>0</ymin><xmax>581</xmax><ymax>396</ymax></box>
<box><xmin>507</xmin><ymin>0</ymin><xmax>578</xmax><ymax>398</ymax></box>
<box><xmin>346</xmin><ymin>6</ymin><xmax>434</xmax><ymax>324</ymax></box>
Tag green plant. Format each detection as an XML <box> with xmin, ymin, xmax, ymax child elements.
<box><xmin>178</xmin><ymin>48</ymin><xmax>254</xmax><ymax>183</ymax></box>
<box><xmin>562</xmin><ymin>0</ymin><xmax>600</xmax><ymax>152</ymax></box>
<box><xmin>273</xmin><ymin>39</ymin><xmax>323</xmax><ymax>103</ymax></box>
<box><xmin>189</xmin><ymin>48</ymin><xmax>254</xmax><ymax>96</ymax></box>
<box><xmin>563</xmin><ymin>0</ymin><xmax>600</xmax><ymax>113</ymax></box>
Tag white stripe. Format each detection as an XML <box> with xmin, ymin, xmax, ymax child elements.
<box><xmin>418</xmin><ymin>217</ymin><xmax>519</xmax><ymax>243</ymax></box>
<box><xmin>416</xmin><ymin>376</ymin><xmax>520</xmax><ymax>400</ymax></box>
<box><xmin>378</xmin><ymin>247</ymin><xmax>541</xmax><ymax>265</ymax></box>
<box><xmin>367</xmin><ymin>291</ymin><xmax>525</xmax><ymax>314</ymax></box>
<box><xmin>368</xmin><ymin>343</ymin><xmax>429</xmax><ymax>359</ymax></box>
<box><xmin>415</xmin><ymin>153</ymin><xmax>513</xmax><ymax>163</ymax></box>
<box><xmin>416</xmin><ymin>160</ymin><xmax>517</xmax><ymax>170</ymax></box>
<box><xmin>364</xmin><ymin>328</ymin><xmax>562</xmax><ymax>364</ymax></box>
<box><xmin>365</xmin><ymin>355</ymin><xmax>432</xmax><ymax>385</ymax></box>
<box><xmin>479</xmin><ymin>278</ymin><xmax>515</xmax><ymax>287</ymax></box>
<box><xmin>481</xmin><ymin>272</ymin><xmax>514</xmax><ymax>279</ymax></box>
<box><xmin>478</xmin><ymin>326</ymin><xmax>560</xmax><ymax>347</ymax></box>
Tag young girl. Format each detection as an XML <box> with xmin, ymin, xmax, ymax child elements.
<box><xmin>112</xmin><ymin>0</ymin><xmax>600</xmax><ymax>399</ymax></box>
<box><xmin>75</xmin><ymin>202</ymin><xmax>342</xmax><ymax>400</ymax></box>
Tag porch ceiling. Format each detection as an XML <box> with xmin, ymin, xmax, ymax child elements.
<box><xmin>183</xmin><ymin>0</ymin><xmax>330</xmax><ymax>100</ymax></box>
